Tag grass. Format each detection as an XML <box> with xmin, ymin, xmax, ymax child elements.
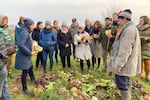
<box><xmin>7</xmin><ymin>55</ymin><xmax>150</xmax><ymax>100</ymax></box>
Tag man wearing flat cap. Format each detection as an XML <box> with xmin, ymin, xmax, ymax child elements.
<box><xmin>109</xmin><ymin>9</ymin><xmax>141</xmax><ymax>100</ymax></box>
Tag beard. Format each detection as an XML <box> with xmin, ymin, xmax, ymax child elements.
<box><xmin>61</xmin><ymin>28</ymin><xmax>68</xmax><ymax>34</ymax></box>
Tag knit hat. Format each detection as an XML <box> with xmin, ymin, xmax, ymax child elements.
<box><xmin>45</xmin><ymin>20</ymin><xmax>51</xmax><ymax>25</ymax></box>
<box><xmin>61</xmin><ymin>22</ymin><xmax>68</xmax><ymax>27</ymax></box>
<box><xmin>118</xmin><ymin>10</ymin><xmax>132</xmax><ymax>20</ymax></box>
<box><xmin>23</xmin><ymin>18</ymin><xmax>34</xmax><ymax>28</ymax></box>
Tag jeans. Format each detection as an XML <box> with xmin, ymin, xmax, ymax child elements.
<box><xmin>21</xmin><ymin>66</ymin><xmax>35</xmax><ymax>91</ymax></box>
<box><xmin>0</xmin><ymin>66</ymin><xmax>12</xmax><ymax>100</ymax></box>
<box><xmin>115</xmin><ymin>74</ymin><xmax>131</xmax><ymax>91</ymax></box>
<box><xmin>42</xmin><ymin>47</ymin><xmax>55</xmax><ymax>71</ymax></box>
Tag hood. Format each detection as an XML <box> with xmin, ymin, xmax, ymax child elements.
<box><xmin>0</xmin><ymin>14</ymin><xmax>8</xmax><ymax>27</ymax></box>
<box><xmin>137</xmin><ymin>24</ymin><xmax>150</xmax><ymax>31</ymax></box>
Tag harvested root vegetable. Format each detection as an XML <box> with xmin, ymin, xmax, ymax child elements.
<box><xmin>70</xmin><ymin>87</ymin><xmax>79</xmax><ymax>97</ymax></box>
<box><xmin>145</xmin><ymin>94</ymin><xmax>150</xmax><ymax>100</ymax></box>
<box><xmin>69</xmin><ymin>78</ymin><xmax>82</xmax><ymax>88</ymax></box>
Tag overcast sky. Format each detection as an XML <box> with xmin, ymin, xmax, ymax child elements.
<box><xmin>0</xmin><ymin>0</ymin><xmax>150</xmax><ymax>26</ymax></box>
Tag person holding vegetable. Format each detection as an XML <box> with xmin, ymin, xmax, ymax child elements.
<box><xmin>74</xmin><ymin>26</ymin><xmax>92</xmax><ymax>74</ymax></box>
<box><xmin>137</xmin><ymin>16</ymin><xmax>150</xmax><ymax>82</ymax></box>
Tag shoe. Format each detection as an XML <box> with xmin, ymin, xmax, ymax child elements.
<box><xmin>23</xmin><ymin>90</ymin><xmax>33</xmax><ymax>96</ymax></box>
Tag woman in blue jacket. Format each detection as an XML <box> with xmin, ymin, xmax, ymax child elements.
<box><xmin>39</xmin><ymin>21</ymin><xmax>57</xmax><ymax>73</ymax></box>
<box><xmin>15</xmin><ymin>18</ymin><xmax>36</xmax><ymax>95</ymax></box>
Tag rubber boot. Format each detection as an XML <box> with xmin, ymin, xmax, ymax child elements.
<box><xmin>120</xmin><ymin>90</ymin><xmax>131</xmax><ymax>100</ymax></box>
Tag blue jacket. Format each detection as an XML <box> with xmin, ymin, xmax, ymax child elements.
<box><xmin>15</xmin><ymin>26</ymin><xmax>32</xmax><ymax>70</ymax></box>
<box><xmin>39</xmin><ymin>28</ymin><xmax>57</xmax><ymax>49</ymax></box>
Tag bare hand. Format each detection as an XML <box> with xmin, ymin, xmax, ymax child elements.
<box><xmin>32</xmin><ymin>51</ymin><xmax>36</xmax><ymax>55</ymax></box>
<box><xmin>107</xmin><ymin>34</ymin><xmax>112</xmax><ymax>39</ymax></box>
<box><xmin>65</xmin><ymin>43</ymin><xmax>69</xmax><ymax>48</ymax></box>
<box><xmin>93</xmin><ymin>34</ymin><xmax>99</xmax><ymax>39</ymax></box>
<box><xmin>115</xmin><ymin>67</ymin><xmax>121</xmax><ymax>74</ymax></box>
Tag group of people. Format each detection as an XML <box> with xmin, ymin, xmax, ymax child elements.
<box><xmin>0</xmin><ymin>8</ymin><xmax>150</xmax><ymax>100</ymax></box>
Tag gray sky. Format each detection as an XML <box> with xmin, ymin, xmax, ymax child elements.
<box><xmin>0</xmin><ymin>0</ymin><xmax>150</xmax><ymax>26</ymax></box>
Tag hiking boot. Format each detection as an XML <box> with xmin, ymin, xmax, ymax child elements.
<box><xmin>23</xmin><ymin>89</ymin><xmax>33</xmax><ymax>96</ymax></box>
<box><xmin>120</xmin><ymin>90</ymin><xmax>131</xmax><ymax>100</ymax></box>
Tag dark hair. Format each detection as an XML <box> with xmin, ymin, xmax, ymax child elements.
<box><xmin>140</xmin><ymin>16</ymin><xmax>149</xmax><ymax>25</ymax></box>
<box><xmin>37</xmin><ymin>21</ymin><xmax>42</xmax><ymax>28</ymax></box>
<box><xmin>105</xmin><ymin>17</ymin><xmax>112</xmax><ymax>21</ymax></box>
<box><xmin>78</xmin><ymin>26</ymin><xmax>84</xmax><ymax>34</ymax></box>
<box><xmin>124</xmin><ymin>9</ymin><xmax>132</xmax><ymax>14</ymax></box>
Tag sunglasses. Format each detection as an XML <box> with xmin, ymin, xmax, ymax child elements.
<box><xmin>118</xmin><ymin>16</ymin><xmax>125</xmax><ymax>19</ymax></box>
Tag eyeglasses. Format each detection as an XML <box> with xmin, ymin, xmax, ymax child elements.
<box><xmin>118</xmin><ymin>16</ymin><xmax>125</xmax><ymax>19</ymax></box>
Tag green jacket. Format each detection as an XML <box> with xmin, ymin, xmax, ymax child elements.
<box><xmin>99</xmin><ymin>25</ymin><xmax>117</xmax><ymax>51</ymax></box>
<box><xmin>137</xmin><ymin>24</ymin><xmax>150</xmax><ymax>59</ymax></box>
<box><xmin>0</xmin><ymin>14</ymin><xmax>12</xmax><ymax>45</ymax></box>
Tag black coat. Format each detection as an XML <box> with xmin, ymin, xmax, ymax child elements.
<box><xmin>32</xmin><ymin>28</ymin><xmax>40</xmax><ymax>42</ymax></box>
<box><xmin>57</xmin><ymin>30</ymin><xmax>72</xmax><ymax>56</ymax></box>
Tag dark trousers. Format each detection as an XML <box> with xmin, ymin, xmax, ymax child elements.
<box><xmin>21</xmin><ymin>66</ymin><xmax>35</xmax><ymax>91</ymax></box>
<box><xmin>92</xmin><ymin>56</ymin><xmax>101</xmax><ymax>68</ymax></box>
<box><xmin>72</xmin><ymin>44</ymin><xmax>76</xmax><ymax>59</ymax></box>
<box><xmin>80</xmin><ymin>59</ymin><xmax>90</xmax><ymax>71</ymax></box>
<box><xmin>115</xmin><ymin>74</ymin><xmax>131</xmax><ymax>91</ymax></box>
<box><xmin>54</xmin><ymin>44</ymin><xmax>58</xmax><ymax>63</ymax></box>
<box><xmin>60</xmin><ymin>56</ymin><xmax>71</xmax><ymax>68</ymax></box>
<box><xmin>36</xmin><ymin>52</ymin><xmax>42</xmax><ymax>68</ymax></box>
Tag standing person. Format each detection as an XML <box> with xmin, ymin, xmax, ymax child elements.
<box><xmin>0</xmin><ymin>14</ymin><xmax>16</xmax><ymax>78</ymax></box>
<box><xmin>109</xmin><ymin>10</ymin><xmax>141</xmax><ymax>100</ymax></box>
<box><xmin>15</xmin><ymin>18</ymin><xmax>37</xmax><ymax>95</ymax></box>
<box><xmin>101</xmin><ymin>17</ymin><xmax>117</xmax><ymax>72</ymax></box>
<box><xmin>137</xmin><ymin>16</ymin><xmax>150</xmax><ymax>82</ymax></box>
<box><xmin>69</xmin><ymin>18</ymin><xmax>79</xmax><ymax>60</ymax></box>
<box><xmin>39</xmin><ymin>21</ymin><xmax>57</xmax><ymax>73</ymax></box>
<box><xmin>84</xmin><ymin>19</ymin><xmax>93</xmax><ymax>35</ymax></box>
<box><xmin>90</xmin><ymin>21</ymin><xmax>103</xmax><ymax>69</ymax></box>
<box><xmin>57</xmin><ymin>22</ymin><xmax>72</xmax><ymax>70</ymax></box>
<box><xmin>53</xmin><ymin>20</ymin><xmax>59</xmax><ymax>63</ymax></box>
<box><xmin>74</xmin><ymin>26</ymin><xmax>92</xmax><ymax>74</ymax></box>
<box><xmin>0</xmin><ymin>35</ymin><xmax>12</xmax><ymax>99</ymax></box>
<box><xmin>32</xmin><ymin>21</ymin><xmax>43</xmax><ymax>70</ymax></box>
<box><xmin>112</xmin><ymin>13</ymin><xmax>119</xmax><ymax>27</ymax></box>
<box><xmin>15</xmin><ymin>16</ymin><xmax>24</xmax><ymax>46</ymax></box>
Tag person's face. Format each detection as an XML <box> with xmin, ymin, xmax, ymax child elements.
<box><xmin>139</xmin><ymin>18</ymin><xmax>145</xmax><ymax>26</ymax></box>
<box><xmin>118</xmin><ymin>17</ymin><xmax>126</xmax><ymax>26</ymax></box>
<box><xmin>61</xmin><ymin>26</ymin><xmax>68</xmax><ymax>31</ymax></box>
<box><xmin>46</xmin><ymin>24</ymin><xmax>51</xmax><ymax>29</ymax></box>
<box><xmin>2</xmin><ymin>17</ymin><xmax>8</xmax><ymax>26</ymax></box>
<box><xmin>78</xmin><ymin>28</ymin><xmax>83</xmax><ymax>33</ymax></box>
<box><xmin>85</xmin><ymin>20</ymin><xmax>91</xmax><ymax>26</ymax></box>
<box><xmin>105</xmin><ymin>19</ymin><xmax>111</xmax><ymax>26</ymax></box>
<box><xmin>38</xmin><ymin>23</ymin><xmax>43</xmax><ymax>30</ymax></box>
<box><xmin>113</xmin><ymin>15</ymin><xmax>118</xmax><ymax>21</ymax></box>
<box><xmin>72</xmin><ymin>21</ymin><xmax>77</xmax><ymax>26</ymax></box>
<box><xmin>94</xmin><ymin>23</ymin><xmax>98</xmax><ymax>28</ymax></box>
<box><xmin>29</xmin><ymin>24</ymin><xmax>35</xmax><ymax>31</ymax></box>
<box><xmin>54</xmin><ymin>20</ymin><xmax>59</xmax><ymax>28</ymax></box>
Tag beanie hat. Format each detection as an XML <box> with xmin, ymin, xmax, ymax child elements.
<box><xmin>118</xmin><ymin>9</ymin><xmax>132</xmax><ymax>20</ymax></box>
<box><xmin>61</xmin><ymin>22</ymin><xmax>68</xmax><ymax>27</ymax></box>
<box><xmin>23</xmin><ymin>18</ymin><xmax>34</xmax><ymax>28</ymax></box>
<box><xmin>45</xmin><ymin>20</ymin><xmax>51</xmax><ymax>25</ymax></box>
<box><xmin>118</xmin><ymin>10</ymin><xmax>131</xmax><ymax>20</ymax></box>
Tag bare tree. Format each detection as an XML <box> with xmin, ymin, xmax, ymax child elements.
<box><xmin>100</xmin><ymin>5</ymin><xmax>121</xmax><ymax>23</ymax></box>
